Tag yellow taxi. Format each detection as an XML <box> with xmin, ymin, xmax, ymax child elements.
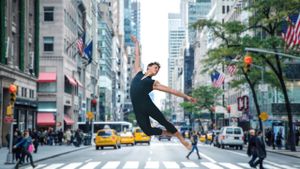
<box><xmin>95</xmin><ymin>129</ymin><xmax>121</xmax><ymax>150</ymax></box>
<box><xmin>199</xmin><ymin>132</ymin><xmax>213</xmax><ymax>142</ymax></box>
<box><xmin>133</xmin><ymin>127</ymin><xmax>151</xmax><ymax>145</ymax></box>
<box><xmin>120</xmin><ymin>131</ymin><xmax>135</xmax><ymax>146</ymax></box>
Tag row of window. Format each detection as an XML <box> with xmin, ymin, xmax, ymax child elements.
<box><xmin>17</xmin><ymin>87</ymin><xmax>35</xmax><ymax>99</ymax></box>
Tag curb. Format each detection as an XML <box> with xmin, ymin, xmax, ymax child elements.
<box><xmin>14</xmin><ymin>146</ymin><xmax>91</xmax><ymax>169</ymax></box>
<box><xmin>266</xmin><ymin>149</ymin><xmax>300</xmax><ymax>159</ymax></box>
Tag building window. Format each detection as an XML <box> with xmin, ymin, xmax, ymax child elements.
<box><xmin>43</xmin><ymin>37</ymin><xmax>54</xmax><ymax>51</ymax></box>
<box><xmin>222</xmin><ymin>6</ymin><xmax>225</xmax><ymax>14</ymax></box>
<box><xmin>44</xmin><ymin>7</ymin><xmax>54</xmax><ymax>21</ymax></box>
<box><xmin>227</xmin><ymin>6</ymin><xmax>230</xmax><ymax>13</ymax></box>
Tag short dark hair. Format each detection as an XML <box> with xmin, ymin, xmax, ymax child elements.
<box><xmin>147</xmin><ymin>62</ymin><xmax>161</xmax><ymax>69</ymax></box>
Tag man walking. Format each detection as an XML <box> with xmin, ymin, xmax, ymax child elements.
<box><xmin>247</xmin><ymin>129</ymin><xmax>257</xmax><ymax>168</ymax></box>
<box><xmin>186</xmin><ymin>131</ymin><xmax>201</xmax><ymax>160</ymax></box>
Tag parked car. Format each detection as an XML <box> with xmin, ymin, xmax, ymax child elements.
<box><xmin>218</xmin><ymin>126</ymin><xmax>244</xmax><ymax>150</ymax></box>
<box><xmin>133</xmin><ymin>127</ymin><xmax>151</xmax><ymax>145</ymax></box>
<box><xmin>95</xmin><ymin>129</ymin><xmax>121</xmax><ymax>150</ymax></box>
<box><xmin>120</xmin><ymin>131</ymin><xmax>135</xmax><ymax>146</ymax></box>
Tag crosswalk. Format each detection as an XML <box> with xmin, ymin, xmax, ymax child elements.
<box><xmin>24</xmin><ymin>161</ymin><xmax>298</xmax><ymax>169</ymax></box>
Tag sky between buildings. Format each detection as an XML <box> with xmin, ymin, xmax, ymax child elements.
<box><xmin>140</xmin><ymin>0</ymin><xmax>180</xmax><ymax>108</ymax></box>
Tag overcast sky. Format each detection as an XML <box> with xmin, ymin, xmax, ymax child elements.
<box><xmin>140</xmin><ymin>0</ymin><xmax>180</xmax><ymax>108</ymax></box>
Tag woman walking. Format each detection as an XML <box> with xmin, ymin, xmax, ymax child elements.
<box><xmin>130</xmin><ymin>35</ymin><xmax>196</xmax><ymax>150</ymax></box>
<box><xmin>14</xmin><ymin>130</ymin><xmax>36</xmax><ymax>169</ymax></box>
<box><xmin>186</xmin><ymin>131</ymin><xmax>201</xmax><ymax>159</ymax></box>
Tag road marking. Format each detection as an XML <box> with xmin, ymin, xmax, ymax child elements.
<box><xmin>85</xmin><ymin>159</ymin><xmax>92</xmax><ymax>162</ymax></box>
<box><xmin>42</xmin><ymin>163</ymin><xmax>64</xmax><ymax>169</ymax></box>
<box><xmin>237</xmin><ymin>163</ymin><xmax>252</xmax><ymax>168</ymax></box>
<box><xmin>123</xmin><ymin>161</ymin><xmax>139</xmax><ymax>169</ymax></box>
<box><xmin>25</xmin><ymin>164</ymin><xmax>46</xmax><ymax>169</ymax></box>
<box><xmin>145</xmin><ymin>161</ymin><xmax>159</xmax><ymax>168</ymax></box>
<box><xmin>60</xmin><ymin>162</ymin><xmax>82</xmax><ymax>169</ymax></box>
<box><xmin>219</xmin><ymin>162</ymin><xmax>243</xmax><ymax>169</ymax></box>
<box><xmin>150</xmin><ymin>150</ymin><xmax>153</xmax><ymax>154</ymax></box>
<box><xmin>78</xmin><ymin>162</ymin><xmax>101</xmax><ymax>169</ymax></box>
<box><xmin>264</xmin><ymin>164</ymin><xmax>282</xmax><ymax>169</ymax></box>
<box><xmin>102</xmin><ymin>152</ymin><xmax>106</xmax><ymax>155</ymax></box>
<box><xmin>265</xmin><ymin>160</ymin><xmax>297</xmax><ymax>169</ymax></box>
<box><xmin>201</xmin><ymin>162</ymin><xmax>224</xmax><ymax>169</ymax></box>
<box><xmin>163</xmin><ymin>161</ymin><xmax>180</xmax><ymax>168</ymax></box>
<box><xmin>101</xmin><ymin>161</ymin><xmax>120</xmax><ymax>169</ymax></box>
<box><xmin>198</xmin><ymin>152</ymin><xmax>216</xmax><ymax>163</ymax></box>
<box><xmin>181</xmin><ymin>162</ymin><xmax>199</xmax><ymax>168</ymax></box>
<box><xmin>226</xmin><ymin>150</ymin><xmax>247</xmax><ymax>157</ymax></box>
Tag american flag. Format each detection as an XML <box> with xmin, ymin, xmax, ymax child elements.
<box><xmin>227</xmin><ymin>64</ymin><xmax>237</xmax><ymax>76</ymax></box>
<box><xmin>76</xmin><ymin>37</ymin><xmax>84</xmax><ymax>56</ymax></box>
<box><xmin>211</xmin><ymin>71</ymin><xmax>225</xmax><ymax>88</ymax></box>
<box><xmin>282</xmin><ymin>13</ymin><xmax>300</xmax><ymax>49</ymax></box>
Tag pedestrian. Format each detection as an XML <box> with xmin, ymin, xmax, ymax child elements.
<box><xmin>247</xmin><ymin>129</ymin><xmax>257</xmax><ymax>168</ymax></box>
<box><xmin>14</xmin><ymin>130</ymin><xmax>37</xmax><ymax>169</ymax></box>
<box><xmin>186</xmin><ymin>131</ymin><xmax>201</xmax><ymax>160</ymax></box>
<box><xmin>31</xmin><ymin>129</ymin><xmax>39</xmax><ymax>153</ymax></box>
<box><xmin>253</xmin><ymin>131</ymin><xmax>266</xmax><ymax>169</ymax></box>
<box><xmin>276</xmin><ymin>130</ymin><xmax>283</xmax><ymax>150</ymax></box>
<box><xmin>130</xmin><ymin>35</ymin><xmax>196</xmax><ymax>150</ymax></box>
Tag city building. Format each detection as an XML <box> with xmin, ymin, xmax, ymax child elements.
<box><xmin>0</xmin><ymin>0</ymin><xmax>39</xmax><ymax>147</ymax></box>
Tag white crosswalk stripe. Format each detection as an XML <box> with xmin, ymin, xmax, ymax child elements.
<box><xmin>163</xmin><ymin>161</ymin><xmax>180</xmax><ymax>168</ymax></box>
<box><xmin>123</xmin><ymin>161</ymin><xmax>139</xmax><ymax>169</ymax></box>
<box><xmin>60</xmin><ymin>162</ymin><xmax>82</xmax><ymax>169</ymax></box>
<box><xmin>145</xmin><ymin>161</ymin><xmax>159</xmax><ymax>168</ymax></box>
<box><xmin>201</xmin><ymin>162</ymin><xmax>224</xmax><ymax>169</ymax></box>
<box><xmin>78</xmin><ymin>162</ymin><xmax>101</xmax><ymax>169</ymax></box>
<box><xmin>181</xmin><ymin>161</ymin><xmax>199</xmax><ymax>168</ymax></box>
<box><xmin>237</xmin><ymin>163</ymin><xmax>252</xmax><ymax>168</ymax></box>
<box><xmin>219</xmin><ymin>162</ymin><xmax>244</xmax><ymax>169</ymax></box>
<box><xmin>101</xmin><ymin>161</ymin><xmax>120</xmax><ymax>169</ymax></box>
<box><xmin>32</xmin><ymin>160</ymin><xmax>296</xmax><ymax>169</ymax></box>
<box><xmin>42</xmin><ymin>163</ymin><xmax>64</xmax><ymax>169</ymax></box>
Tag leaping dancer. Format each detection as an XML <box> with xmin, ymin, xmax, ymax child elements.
<box><xmin>130</xmin><ymin>35</ymin><xmax>196</xmax><ymax>150</ymax></box>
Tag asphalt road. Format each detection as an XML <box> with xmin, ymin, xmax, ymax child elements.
<box><xmin>21</xmin><ymin>138</ymin><xmax>300</xmax><ymax>169</ymax></box>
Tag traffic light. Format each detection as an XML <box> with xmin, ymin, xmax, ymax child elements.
<box><xmin>243</xmin><ymin>55</ymin><xmax>252</xmax><ymax>73</ymax></box>
<box><xmin>9</xmin><ymin>84</ymin><xmax>17</xmax><ymax>104</ymax></box>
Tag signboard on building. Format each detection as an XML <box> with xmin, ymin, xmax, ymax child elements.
<box><xmin>272</xmin><ymin>103</ymin><xmax>300</xmax><ymax>115</ymax></box>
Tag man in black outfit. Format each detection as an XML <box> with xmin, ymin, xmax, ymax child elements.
<box><xmin>247</xmin><ymin>129</ymin><xmax>257</xmax><ymax>168</ymax></box>
<box><xmin>130</xmin><ymin>35</ymin><xmax>196</xmax><ymax>150</ymax></box>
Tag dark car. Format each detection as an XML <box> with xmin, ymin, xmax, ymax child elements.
<box><xmin>158</xmin><ymin>135</ymin><xmax>171</xmax><ymax>141</ymax></box>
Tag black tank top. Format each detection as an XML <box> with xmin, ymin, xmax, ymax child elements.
<box><xmin>130</xmin><ymin>71</ymin><xmax>155</xmax><ymax>105</ymax></box>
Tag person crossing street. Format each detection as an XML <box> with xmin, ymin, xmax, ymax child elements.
<box><xmin>186</xmin><ymin>131</ymin><xmax>201</xmax><ymax>160</ymax></box>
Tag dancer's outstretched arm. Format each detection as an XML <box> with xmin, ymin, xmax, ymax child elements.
<box><xmin>131</xmin><ymin>35</ymin><xmax>142</xmax><ymax>75</ymax></box>
<box><xmin>153</xmin><ymin>81</ymin><xmax>196</xmax><ymax>103</ymax></box>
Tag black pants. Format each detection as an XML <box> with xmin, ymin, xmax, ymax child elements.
<box><xmin>187</xmin><ymin>144</ymin><xmax>200</xmax><ymax>158</ymax></box>
<box><xmin>135</xmin><ymin>102</ymin><xmax>177</xmax><ymax>136</ymax></box>
<box><xmin>254</xmin><ymin>157</ymin><xmax>264</xmax><ymax>169</ymax></box>
<box><xmin>15</xmin><ymin>149</ymin><xmax>35</xmax><ymax>169</ymax></box>
<box><xmin>249</xmin><ymin>153</ymin><xmax>257</xmax><ymax>167</ymax></box>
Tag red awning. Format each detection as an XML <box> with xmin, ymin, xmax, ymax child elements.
<box><xmin>64</xmin><ymin>115</ymin><xmax>75</xmax><ymax>125</ymax></box>
<box><xmin>76</xmin><ymin>79</ymin><xmax>84</xmax><ymax>88</ymax></box>
<box><xmin>65</xmin><ymin>75</ymin><xmax>77</xmax><ymax>86</ymax></box>
<box><xmin>37</xmin><ymin>113</ymin><xmax>55</xmax><ymax>126</ymax></box>
<box><xmin>38</xmin><ymin>72</ymin><xmax>56</xmax><ymax>83</ymax></box>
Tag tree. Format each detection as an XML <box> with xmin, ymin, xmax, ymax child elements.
<box><xmin>192</xmin><ymin>0</ymin><xmax>300</xmax><ymax>151</ymax></box>
<box><xmin>181</xmin><ymin>86</ymin><xmax>223</xmax><ymax>129</ymax></box>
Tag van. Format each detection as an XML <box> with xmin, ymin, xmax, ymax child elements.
<box><xmin>218</xmin><ymin>126</ymin><xmax>244</xmax><ymax>150</ymax></box>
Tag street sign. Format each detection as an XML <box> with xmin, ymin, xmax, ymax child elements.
<box><xmin>4</xmin><ymin>116</ymin><xmax>14</xmax><ymax>123</ymax></box>
<box><xmin>259</xmin><ymin>84</ymin><xmax>268</xmax><ymax>92</ymax></box>
<box><xmin>86</xmin><ymin>111</ymin><xmax>94</xmax><ymax>120</ymax></box>
<box><xmin>259</xmin><ymin>112</ymin><xmax>269</xmax><ymax>121</ymax></box>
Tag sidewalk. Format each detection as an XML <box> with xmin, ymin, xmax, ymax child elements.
<box><xmin>245</xmin><ymin>144</ymin><xmax>300</xmax><ymax>159</ymax></box>
<box><xmin>0</xmin><ymin>145</ymin><xmax>90</xmax><ymax>169</ymax></box>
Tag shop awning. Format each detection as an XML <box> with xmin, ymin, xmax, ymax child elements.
<box><xmin>38</xmin><ymin>72</ymin><xmax>56</xmax><ymax>83</ymax></box>
<box><xmin>65</xmin><ymin>75</ymin><xmax>77</xmax><ymax>86</ymax></box>
<box><xmin>64</xmin><ymin>115</ymin><xmax>75</xmax><ymax>125</ymax></box>
<box><xmin>75</xmin><ymin>79</ymin><xmax>84</xmax><ymax>88</ymax></box>
<box><xmin>37</xmin><ymin>113</ymin><xmax>55</xmax><ymax>126</ymax></box>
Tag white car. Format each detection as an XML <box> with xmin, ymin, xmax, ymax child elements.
<box><xmin>218</xmin><ymin>126</ymin><xmax>244</xmax><ymax>150</ymax></box>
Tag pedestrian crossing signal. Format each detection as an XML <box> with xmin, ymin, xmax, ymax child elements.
<box><xmin>6</xmin><ymin>105</ymin><xmax>13</xmax><ymax>116</ymax></box>
<box><xmin>243</xmin><ymin>63</ymin><xmax>251</xmax><ymax>73</ymax></box>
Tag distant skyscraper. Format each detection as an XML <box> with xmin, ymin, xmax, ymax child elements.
<box><xmin>131</xmin><ymin>0</ymin><xmax>141</xmax><ymax>42</ymax></box>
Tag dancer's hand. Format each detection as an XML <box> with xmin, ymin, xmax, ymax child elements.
<box><xmin>130</xmin><ymin>35</ymin><xmax>138</xmax><ymax>43</ymax></box>
<box><xmin>186</xmin><ymin>96</ymin><xmax>197</xmax><ymax>103</ymax></box>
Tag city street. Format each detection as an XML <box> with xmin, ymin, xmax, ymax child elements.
<box><xmin>19</xmin><ymin>138</ymin><xmax>300</xmax><ymax>169</ymax></box>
